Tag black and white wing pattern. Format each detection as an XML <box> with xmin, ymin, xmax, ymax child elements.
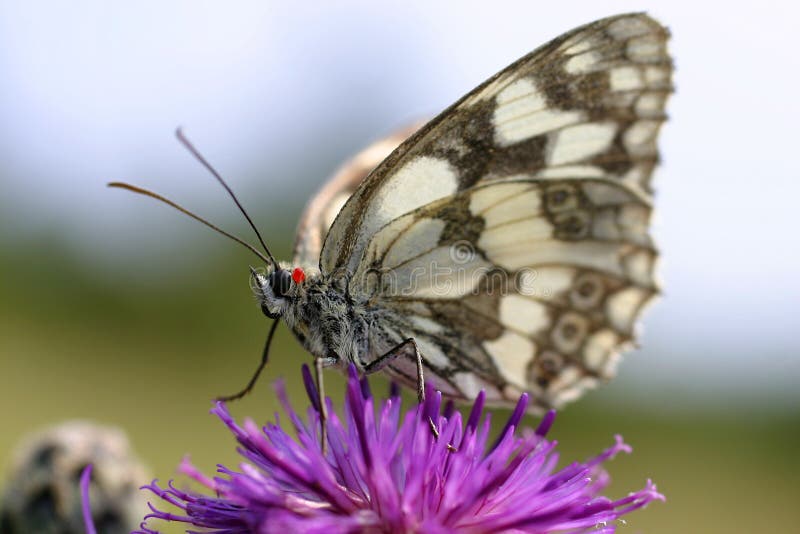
<box><xmin>351</xmin><ymin>178</ymin><xmax>655</xmax><ymax>411</ymax></box>
<box><xmin>293</xmin><ymin>123</ymin><xmax>422</xmax><ymax>268</ymax></box>
<box><xmin>305</xmin><ymin>13</ymin><xmax>672</xmax><ymax>411</ymax></box>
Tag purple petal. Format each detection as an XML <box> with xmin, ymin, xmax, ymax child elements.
<box><xmin>536</xmin><ymin>409</ymin><xmax>557</xmax><ymax>437</ymax></box>
<box><xmin>79</xmin><ymin>464</ymin><xmax>97</xmax><ymax>534</ymax></box>
<box><xmin>489</xmin><ymin>392</ymin><xmax>528</xmax><ymax>453</ymax></box>
<box><xmin>301</xmin><ymin>364</ymin><xmax>320</xmax><ymax>413</ymax></box>
<box><xmin>359</xmin><ymin>375</ymin><xmax>372</xmax><ymax>400</ymax></box>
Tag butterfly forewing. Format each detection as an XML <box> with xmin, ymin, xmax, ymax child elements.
<box><xmin>321</xmin><ymin>13</ymin><xmax>671</xmax><ymax>275</ymax></box>
<box><xmin>299</xmin><ymin>13</ymin><xmax>672</xmax><ymax>411</ymax></box>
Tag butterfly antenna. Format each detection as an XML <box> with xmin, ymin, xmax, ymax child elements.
<box><xmin>107</xmin><ymin>182</ymin><xmax>272</xmax><ymax>265</ymax></box>
<box><xmin>176</xmin><ymin>128</ymin><xmax>278</xmax><ymax>270</ymax></box>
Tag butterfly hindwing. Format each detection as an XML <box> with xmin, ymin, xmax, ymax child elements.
<box><xmin>351</xmin><ymin>178</ymin><xmax>656</xmax><ymax>410</ymax></box>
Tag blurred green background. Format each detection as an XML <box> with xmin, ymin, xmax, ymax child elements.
<box><xmin>1</xmin><ymin>2</ymin><xmax>798</xmax><ymax>533</ymax></box>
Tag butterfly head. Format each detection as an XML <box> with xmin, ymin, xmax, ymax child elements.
<box><xmin>251</xmin><ymin>265</ymin><xmax>306</xmax><ymax>319</ymax></box>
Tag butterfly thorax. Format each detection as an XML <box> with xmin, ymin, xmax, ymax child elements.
<box><xmin>256</xmin><ymin>267</ymin><xmax>373</xmax><ymax>370</ymax></box>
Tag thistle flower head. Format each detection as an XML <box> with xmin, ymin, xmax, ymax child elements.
<box><xmin>136</xmin><ymin>365</ymin><xmax>663</xmax><ymax>533</ymax></box>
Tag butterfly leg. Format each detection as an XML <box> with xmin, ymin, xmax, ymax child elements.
<box><xmin>363</xmin><ymin>338</ymin><xmax>426</xmax><ymax>401</ymax></box>
<box><xmin>216</xmin><ymin>319</ymin><xmax>280</xmax><ymax>402</ymax></box>
<box><xmin>364</xmin><ymin>338</ymin><xmax>441</xmax><ymax>440</ymax></box>
<box><xmin>314</xmin><ymin>356</ymin><xmax>329</xmax><ymax>455</ymax></box>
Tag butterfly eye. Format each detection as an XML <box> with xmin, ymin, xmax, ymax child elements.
<box><xmin>269</xmin><ymin>269</ymin><xmax>293</xmax><ymax>297</ymax></box>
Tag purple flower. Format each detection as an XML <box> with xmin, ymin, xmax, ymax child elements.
<box><xmin>136</xmin><ymin>366</ymin><xmax>663</xmax><ymax>533</ymax></box>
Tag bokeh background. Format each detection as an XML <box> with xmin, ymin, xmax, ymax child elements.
<box><xmin>1</xmin><ymin>1</ymin><xmax>798</xmax><ymax>532</ymax></box>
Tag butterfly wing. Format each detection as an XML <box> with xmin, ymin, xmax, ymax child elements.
<box><xmin>310</xmin><ymin>13</ymin><xmax>672</xmax><ymax>410</ymax></box>
<box><xmin>292</xmin><ymin>123</ymin><xmax>422</xmax><ymax>268</ymax></box>
<box><xmin>351</xmin><ymin>178</ymin><xmax>655</xmax><ymax>411</ymax></box>
<box><xmin>320</xmin><ymin>13</ymin><xmax>671</xmax><ymax>275</ymax></box>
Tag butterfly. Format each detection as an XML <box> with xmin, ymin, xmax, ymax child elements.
<box><xmin>112</xmin><ymin>13</ymin><xmax>672</xmax><ymax>419</ymax></box>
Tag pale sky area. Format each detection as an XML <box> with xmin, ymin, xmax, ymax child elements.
<box><xmin>1</xmin><ymin>1</ymin><xmax>797</xmax><ymax>408</ymax></box>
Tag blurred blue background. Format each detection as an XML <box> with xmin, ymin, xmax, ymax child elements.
<box><xmin>1</xmin><ymin>1</ymin><xmax>797</xmax><ymax>532</ymax></box>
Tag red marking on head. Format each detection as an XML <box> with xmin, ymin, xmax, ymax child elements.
<box><xmin>292</xmin><ymin>267</ymin><xmax>305</xmax><ymax>284</ymax></box>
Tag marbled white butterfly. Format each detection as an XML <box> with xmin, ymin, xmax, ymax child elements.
<box><xmin>113</xmin><ymin>13</ymin><xmax>672</xmax><ymax>419</ymax></box>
